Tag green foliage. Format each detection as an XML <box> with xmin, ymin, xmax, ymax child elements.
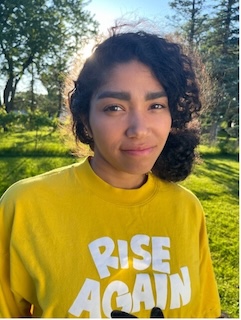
<box><xmin>217</xmin><ymin>137</ymin><xmax>239</xmax><ymax>155</ymax></box>
<box><xmin>0</xmin><ymin>106</ymin><xmax>58</xmax><ymax>132</ymax></box>
<box><xmin>0</xmin><ymin>107</ymin><xmax>18</xmax><ymax>129</ymax></box>
<box><xmin>25</xmin><ymin>110</ymin><xmax>58</xmax><ymax>131</ymax></box>
<box><xmin>169</xmin><ymin>0</ymin><xmax>206</xmax><ymax>45</ymax></box>
<box><xmin>168</xmin><ymin>0</ymin><xmax>239</xmax><ymax>142</ymax></box>
<box><xmin>0</xmin><ymin>0</ymin><xmax>98</xmax><ymax>112</ymax></box>
<box><xmin>200</xmin><ymin>132</ymin><xmax>239</xmax><ymax>155</ymax></box>
<box><xmin>200</xmin><ymin>0</ymin><xmax>239</xmax><ymax>141</ymax></box>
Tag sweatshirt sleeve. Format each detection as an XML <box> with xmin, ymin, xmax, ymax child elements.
<box><xmin>0</xmin><ymin>188</ymin><xmax>32</xmax><ymax>317</ymax></box>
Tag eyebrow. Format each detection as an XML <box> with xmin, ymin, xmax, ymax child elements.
<box><xmin>145</xmin><ymin>91</ymin><xmax>167</xmax><ymax>100</ymax></box>
<box><xmin>96</xmin><ymin>90</ymin><xmax>167</xmax><ymax>101</ymax></box>
<box><xmin>97</xmin><ymin>91</ymin><xmax>130</xmax><ymax>100</ymax></box>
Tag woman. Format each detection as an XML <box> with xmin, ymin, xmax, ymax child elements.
<box><xmin>0</xmin><ymin>31</ymin><xmax>221</xmax><ymax>318</ymax></box>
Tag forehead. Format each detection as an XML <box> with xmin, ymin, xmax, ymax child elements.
<box><xmin>96</xmin><ymin>60</ymin><xmax>163</xmax><ymax>92</ymax></box>
<box><xmin>109</xmin><ymin>60</ymin><xmax>153</xmax><ymax>77</ymax></box>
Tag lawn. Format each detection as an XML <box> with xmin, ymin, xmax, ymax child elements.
<box><xmin>0</xmin><ymin>131</ymin><xmax>239</xmax><ymax>317</ymax></box>
<box><xmin>182</xmin><ymin>146</ymin><xmax>239</xmax><ymax>318</ymax></box>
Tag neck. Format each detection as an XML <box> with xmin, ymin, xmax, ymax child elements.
<box><xmin>89</xmin><ymin>158</ymin><xmax>147</xmax><ymax>189</ymax></box>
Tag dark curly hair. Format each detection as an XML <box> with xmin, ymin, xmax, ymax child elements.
<box><xmin>69</xmin><ymin>31</ymin><xmax>201</xmax><ymax>182</ymax></box>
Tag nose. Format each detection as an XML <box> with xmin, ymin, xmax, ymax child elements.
<box><xmin>125</xmin><ymin>111</ymin><xmax>150</xmax><ymax>139</ymax></box>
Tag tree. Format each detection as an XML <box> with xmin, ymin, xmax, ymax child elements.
<box><xmin>0</xmin><ymin>0</ymin><xmax>98</xmax><ymax>113</ymax></box>
<box><xmin>168</xmin><ymin>0</ymin><xmax>239</xmax><ymax>143</ymax></box>
<box><xmin>39</xmin><ymin>41</ymin><xmax>83</xmax><ymax>118</ymax></box>
<box><xmin>167</xmin><ymin>1</ymin><xmax>218</xmax><ymax>137</ymax></box>
<box><xmin>14</xmin><ymin>91</ymin><xmax>48</xmax><ymax>113</ymax></box>
<box><xmin>168</xmin><ymin>0</ymin><xmax>207</xmax><ymax>47</ymax></box>
<box><xmin>200</xmin><ymin>0</ymin><xmax>239</xmax><ymax>141</ymax></box>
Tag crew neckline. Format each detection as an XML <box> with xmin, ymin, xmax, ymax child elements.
<box><xmin>75</xmin><ymin>157</ymin><xmax>162</xmax><ymax>206</ymax></box>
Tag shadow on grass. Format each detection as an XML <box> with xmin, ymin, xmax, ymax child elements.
<box><xmin>0</xmin><ymin>156</ymin><xmax>77</xmax><ymax>196</ymax></box>
<box><xmin>196</xmin><ymin>154</ymin><xmax>239</xmax><ymax>200</ymax></box>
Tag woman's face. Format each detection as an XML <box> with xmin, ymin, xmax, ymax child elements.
<box><xmin>88</xmin><ymin>60</ymin><xmax>172</xmax><ymax>189</ymax></box>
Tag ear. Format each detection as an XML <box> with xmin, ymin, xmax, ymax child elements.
<box><xmin>80</xmin><ymin>115</ymin><xmax>93</xmax><ymax>138</ymax></box>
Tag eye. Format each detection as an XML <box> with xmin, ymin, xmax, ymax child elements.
<box><xmin>150</xmin><ymin>103</ymin><xmax>166</xmax><ymax>110</ymax></box>
<box><xmin>104</xmin><ymin>105</ymin><xmax>123</xmax><ymax>112</ymax></box>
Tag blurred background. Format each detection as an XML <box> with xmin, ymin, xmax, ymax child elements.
<box><xmin>0</xmin><ymin>0</ymin><xmax>239</xmax><ymax>317</ymax></box>
<box><xmin>0</xmin><ymin>0</ymin><xmax>238</xmax><ymax>146</ymax></box>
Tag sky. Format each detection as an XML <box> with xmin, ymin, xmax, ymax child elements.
<box><xmin>85</xmin><ymin>0</ymin><xmax>217</xmax><ymax>36</ymax></box>
<box><xmin>85</xmin><ymin>0</ymin><xmax>174</xmax><ymax>35</ymax></box>
<box><xmin>76</xmin><ymin>0</ymin><xmax>178</xmax><ymax>60</ymax></box>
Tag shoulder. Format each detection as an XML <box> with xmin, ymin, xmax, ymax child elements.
<box><xmin>153</xmin><ymin>174</ymin><xmax>204</xmax><ymax>211</ymax></box>
<box><xmin>154</xmin><ymin>174</ymin><xmax>199</xmax><ymax>198</ymax></box>
<box><xmin>151</xmin><ymin>176</ymin><xmax>206</xmax><ymax>229</ymax></box>
<box><xmin>0</xmin><ymin>159</ymin><xmax>86</xmax><ymax>205</ymax></box>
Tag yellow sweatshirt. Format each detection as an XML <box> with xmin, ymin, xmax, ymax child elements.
<box><xmin>0</xmin><ymin>158</ymin><xmax>220</xmax><ymax>318</ymax></box>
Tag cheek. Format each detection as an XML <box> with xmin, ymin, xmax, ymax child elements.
<box><xmin>88</xmin><ymin>109</ymin><xmax>100</xmax><ymax>135</ymax></box>
<box><xmin>89</xmin><ymin>114</ymin><xmax>113</xmax><ymax>145</ymax></box>
<box><xmin>166</xmin><ymin>111</ymin><xmax>172</xmax><ymax>128</ymax></box>
<box><xmin>167</xmin><ymin>115</ymin><xmax>172</xmax><ymax>130</ymax></box>
<box><xmin>157</xmin><ymin>114</ymin><xmax>172</xmax><ymax>134</ymax></box>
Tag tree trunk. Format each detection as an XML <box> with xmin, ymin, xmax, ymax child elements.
<box><xmin>189</xmin><ymin>0</ymin><xmax>196</xmax><ymax>47</ymax></box>
<box><xmin>57</xmin><ymin>80</ymin><xmax>63</xmax><ymax>118</ymax></box>
<box><xmin>209</xmin><ymin>122</ymin><xmax>219</xmax><ymax>144</ymax></box>
<box><xmin>3</xmin><ymin>76</ymin><xmax>20</xmax><ymax>113</ymax></box>
<box><xmin>3</xmin><ymin>54</ymin><xmax>34</xmax><ymax>113</ymax></box>
<box><xmin>3</xmin><ymin>77</ymin><xmax>14</xmax><ymax>113</ymax></box>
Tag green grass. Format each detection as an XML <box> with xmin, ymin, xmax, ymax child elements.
<box><xmin>0</xmin><ymin>130</ymin><xmax>78</xmax><ymax>194</ymax></box>
<box><xmin>182</xmin><ymin>147</ymin><xmax>239</xmax><ymax>318</ymax></box>
<box><xmin>0</xmin><ymin>130</ymin><xmax>72</xmax><ymax>156</ymax></box>
<box><xmin>0</xmin><ymin>132</ymin><xmax>239</xmax><ymax>317</ymax></box>
<box><xmin>0</xmin><ymin>156</ymin><xmax>78</xmax><ymax>195</ymax></box>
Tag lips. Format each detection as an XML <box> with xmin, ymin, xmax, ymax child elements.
<box><xmin>121</xmin><ymin>146</ymin><xmax>155</xmax><ymax>156</ymax></box>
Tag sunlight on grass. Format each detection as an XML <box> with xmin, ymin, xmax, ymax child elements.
<box><xmin>0</xmin><ymin>157</ymin><xmax>78</xmax><ymax>195</ymax></box>
<box><xmin>182</xmin><ymin>155</ymin><xmax>239</xmax><ymax>317</ymax></box>
<box><xmin>0</xmin><ymin>131</ymin><xmax>71</xmax><ymax>156</ymax></box>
